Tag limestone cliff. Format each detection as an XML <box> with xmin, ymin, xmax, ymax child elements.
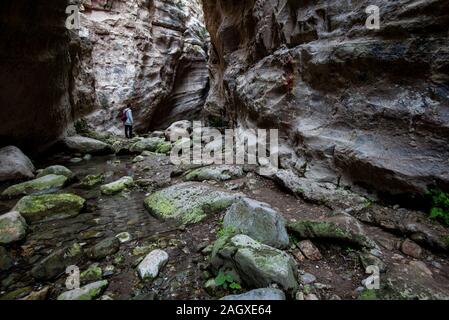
<box><xmin>201</xmin><ymin>0</ymin><xmax>449</xmax><ymax>196</ymax></box>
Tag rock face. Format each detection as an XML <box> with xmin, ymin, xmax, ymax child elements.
<box><xmin>211</xmin><ymin>234</ymin><xmax>298</xmax><ymax>291</ymax></box>
<box><xmin>223</xmin><ymin>197</ymin><xmax>289</xmax><ymax>249</ymax></box>
<box><xmin>78</xmin><ymin>0</ymin><xmax>210</xmax><ymax>134</ymax></box>
<box><xmin>201</xmin><ymin>0</ymin><xmax>449</xmax><ymax>196</ymax></box>
<box><xmin>144</xmin><ymin>182</ymin><xmax>240</xmax><ymax>225</ymax></box>
<box><xmin>0</xmin><ymin>212</ymin><xmax>27</xmax><ymax>245</ymax></box>
<box><xmin>0</xmin><ymin>146</ymin><xmax>35</xmax><ymax>182</ymax></box>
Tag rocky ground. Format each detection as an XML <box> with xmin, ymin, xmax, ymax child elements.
<box><xmin>0</xmin><ymin>122</ymin><xmax>448</xmax><ymax>301</ymax></box>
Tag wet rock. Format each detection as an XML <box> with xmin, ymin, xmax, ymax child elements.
<box><xmin>0</xmin><ymin>146</ymin><xmax>35</xmax><ymax>182</ymax></box>
<box><xmin>81</xmin><ymin>264</ymin><xmax>103</xmax><ymax>284</ymax></box>
<box><xmin>165</xmin><ymin>120</ymin><xmax>192</xmax><ymax>141</ymax></box>
<box><xmin>150</xmin><ymin>131</ymin><xmax>166</xmax><ymax>139</ymax></box>
<box><xmin>144</xmin><ymin>182</ymin><xmax>240</xmax><ymax>225</ymax></box>
<box><xmin>221</xmin><ymin>288</ymin><xmax>286</xmax><ymax>300</ymax></box>
<box><xmin>80</xmin><ymin>174</ymin><xmax>104</xmax><ymax>189</ymax></box>
<box><xmin>88</xmin><ymin>237</ymin><xmax>120</xmax><ymax>260</ymax></box>
<box><xmin>223</xmin><ymin>197</ymin><xmax>289</xmax><ymax>249</ymax></box>
<box><xmin>0</xmin><ymin>246</ymin><xmax>14</xmax><ymax>271</ymax></box>
<box><xmin>401</xmin><ymin>239</ymin><xmax>423</xmax><ymax>259</ymax></box>
<box><xmin>184</xmin><ymin>165</ymin><xmax>244</xmax><ymax>182</ymax></box>
<box><xmin>274</xmin><ymin>170</ymin><xmax>369</xmax><ymax>213</ymax></box>
<box><xmin>21</xmin><ymin>286</ymin><xmax>50</xmax><ymax>300</ymax></box>
<box><xmin>36</xmin><ymin>165</ymin><xmax>73</xmax><ymax>179</ymax></box>
<box><xmin>288</xmin><ymin>214</ymin><xmax>377</xmax><ymax>249</ymax></box>
<box><xmin>100</xmin><ymin>176</ymin><xmax>134</xmax><ymax>195</ymax></box>
<box><xmin>31</xmin><ymin>243</ymin><xmax>83</xmax><ymax>280</ymax></box>
<box><xmin>62</xmin><ymin>136</ymin><xmax>114</xmax><ymax>155</ymax></box>
<box><xmin>297</xmin><ymin>240</ymin><xmax>322</xmax><ymax>261</ymax></box>
<box><xmin>211</xmin><ymin>234</ymin><xmax>298</xmax><ymax>291</ymax></box>
<box><xmin>0</xmin><ymin>211</ymin><xmax>27</xmax><ymax>244</ymax></box>
<box><xmin>137</xmin><ymin>249</ymin><xmax>169</xmax><ymax>280</ymax></box>
<box><xmin>130</xmin><ymin>138</ymin><xmax>166</xmax><ymax>153</ymax></box>
<box><xmin>14</xmin><ymin>193</ymin><xmax>86</xmax><ymax>223</ymax></box>
<box><xmin>1</xmin><ymin>174</ymin><xmax>68</xmax><ymax>198</ymax></box>
<box><xmin>115</xmin><ymin>232</ymin><xmax>131</xmax><ymax>244</ymax></box>
<box><xmin>70</xmin><ymin>158</ymin><xmax>83</xmax><ymax>164</ymax></box>
<box><xmin>57</xmin><ymin>280</ymin><xmax>108</xmax><ymax>300</ymax></box>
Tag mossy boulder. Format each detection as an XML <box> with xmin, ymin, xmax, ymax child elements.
<box><xmin>0</xmin><ymin>211</ymin><xmax>27</xmax><ymax>244</ymax></box>
<box><xmin>288</xmin><ymin>214</ymin><xmax>377</xmax><ymax>249</ymax></box>
<box><xmin>14</xmin><ymin>193</ymin><xmax>86</xmax><ymax>223</ymax></box>
<box><xmin>80</xmin><ymin>174</ymin><xmax>104</xmax><ymax>189</ymax></box>
<box><xmin>223</xmin><ymin>197</ymin><xmax>289</xmax><ymax>249</ymax></box>
<box><xmin>211</xmin><ymin>234</ymin><xmax>298</xmax><ymax>292</ymax></box>
<box><xmin>155</xmin><ymin>142</ymin><xmax>172</xmax><ymax>154</ymax></box>
<box><xmin>81</xmin><ymin>264</ymin><xmax>103</xmax><ymax>284</ymax></box>
<box><xmin>130</xmin><ymin>138</ymin><xmax>166</xmax><ymax>153</ymax></box>
<box><xmin>144</xmin><ymin>182</ymin><xmax>240</xmax><ymax>225</ymax></box>
<box><xmin>1</xmin><ymin>174</ymin><xmax>68</xmax><ymax>198</ymax></box>
<box><xmin>184</xmin><ymin>165</ymin><xmax>244</xmax><ymax>182</ymax></box>
<box><xmin>31</xmin><ymin>243</ymin><xmax>83</xmax><ymax>280</ymax></box>
<box><xmin>36</xmin><ymin>165</ymin><xmax>73</xmax><ymax>179</ymax></box>
<box><xmin>100</xmin><ymin>176</ymin><xmax>134</xmax><ymax>195</ymax></box>
<box><xmin>57</xmin><ymin>280</ymin><xmax>108</xmax><ymax>300</ymax></box>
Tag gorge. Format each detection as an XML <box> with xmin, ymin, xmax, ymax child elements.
<box><xmin>0</xmin><ymin>0</ymin><xmax>448</xmax><ymax>301</ymax></box>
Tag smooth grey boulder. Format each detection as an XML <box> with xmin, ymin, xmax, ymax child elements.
<box><xmin>62</xmin><ymin>136</ymin><xmax>114</xmax><ymax>155</ymax></box>
<box><xmin>0</xmin><ymin>146</ymin><xmax>35</xmax><ymax>182</ymax></box>
<box><xmin>221</xmin><ymin>288</ymin><xmax>286</xmax><ymax>300</ymax></box>
<box><xmin>57</xmin><ymin>280</ymin><xmax>108</xmax><ymax>300</ymax></box>
<box><xmin>223</xmin><ymin>197</ymin><xmax>289</xmax><ymax>249</ymax></box>
<box><xmin>184</xmin><ymin>165</ymin><xmax>244</xmax><ymax>182</ymax></box>
<box><xmin>165</xmin><ymin>120</ymin><xmax>192</xmax><ymax>141</ymax></box>
<box><xmin>137</xmin><ymin>249</ymin><xmax>169</xmax><ymax>280</ymax></box>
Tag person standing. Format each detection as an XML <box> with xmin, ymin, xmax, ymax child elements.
<box><xmin>122</xmin><ymin>104</ymin><xmax>134</xmax><ymax>139</ymax></box>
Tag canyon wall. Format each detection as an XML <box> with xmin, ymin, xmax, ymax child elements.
<box><xmin>0</xmin><ymin>0</ymin><xmax>74</xmax><ymax>154</ymax></box>
<box><xmin>201</xmin><ymin>0</ymin><xmax>449</xmax><ymax>196</ymax></box>
<box><xmin>79</xmin><ymin>0</ymin><xmax>210</xmax><ymax>134</ymax></box>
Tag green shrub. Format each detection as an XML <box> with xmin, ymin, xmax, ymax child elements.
<box><xmin>427</xmin><ymin>189</ymin><xmax>449</xmax><ymax>226</ymax></box>
<box><xmin>214</xmin><ymin>271</ymin><xmax>241</xmax><ymax>290</ymax></box>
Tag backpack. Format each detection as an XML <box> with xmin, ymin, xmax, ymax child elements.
<box><xmin>120</xmin><ymin>109</ymin><xmax>128</xmax><ymax>122</ymax></box>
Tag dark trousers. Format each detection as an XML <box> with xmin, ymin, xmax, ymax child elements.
<box><xmin>125</xmin><ymin>125</ymin><xmax>133</xmax><ymax>139</ymax></box>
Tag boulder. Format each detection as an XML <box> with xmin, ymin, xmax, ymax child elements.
<box><xmin>144</xmin><ymin>182</ymin><xmax>240</xmax><ymax>225</ymax></box>
<box><xmin>87</xmin><ymin>237</ymin><xmax>120</xmax><ymax>260</ymax></box>
<box><xmin>288</xmin><ymin>214</ymin><xmax>377</xmax><ymax>249</ymax></box>
<box><xmin>0</xmin><ymin>146</ymin><xmax>35</xmax><ymax>182</ymax></box>
<box><xmin>184</xmin><ymin>165</ymin><xmax>244</xmax><ymax>182</ymax></box>
<box><xmin>129</xmin><ymin>137</ymin><xmax>166</xmax><ymax>153</ymax></box>
<box><xmin>1</xmin><ymin>174</ymin><xmax>68</xmax><ymax>198</ymax></box>
<box><xmin>57</xmin><ymin>280</ymin><xmax>108</xmax><ymax>300</ymax></box>
<box><xmin>223</xmin><ymin>197</ymin><xmax>289</xmax><ymax>249</ymax></box>
<box><xmin>297</xmin><ymin>240</ymin><xmax>322</xmax><ymax>261</ymax></box>
<box><xmin>62</xmin><ymin>136</ymin><xmax>114</xmax><ymax>155</ymax></box>
<box><xmin>221</xmin><ymin>288</ymin><xmax>286</xmax><ymax>300</ymax></box>
<box><xmin>31</xmin><ymin>243</ymin><xmax>83</xmax><ymax>280</ymax></box>
<box><xmin>21</xmin><ymin>287</ymin><xmax>50</xmax><ymax>301</ymax></box>
<box><xmin>137</xmin><ymin>249</ymin><xmax>169</xmax><ymax>280</ymax></box>
<box><xmin>14</xmin><ymin>193</ymin><xmax>86</xmax><ymax>223</ymax></box>
<box><xmin>36</xmin><ymin>165</ymin><xmax>73</xmax><ymax>179</ymax></box>
<box><xmin>80</xmin><ymin>174</ymin><xmax>104</xmax><ymax>189</ymax></box>
<box><xmin>80</xmin><ymin>264</ymin><xmax>103</xmax><ymax>284</ymax></box>
<box><xmin>211</xmin><ymin>234</ymin><xmax>298</xmax><ymax>291</ymax></box>
<box><xmin>165</xmin><ymin>120</ymin><xmax>192</xmax><ymax>141</ymax></box>
<box><xmin>0</xmin><ymin>211</ymin><xmax>27</xmax><ymax>244</ymax></box>
<box><xmin>100</xmin><ymin>176</ymin><xmax>134</xmax><ymax>195</ymax></box>
<box><xmin>401</xmin><ymin>239</ymin><xmax>423</xmax><ymax>259</ymax></box>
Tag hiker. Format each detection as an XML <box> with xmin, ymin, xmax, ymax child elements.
<box><xmin>121</xmin><ymin>104</ymin><xmax>134</xmax><ymax>139</ymax></box>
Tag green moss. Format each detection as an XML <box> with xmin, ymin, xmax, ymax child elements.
<box><xmin>156</xmin><ymin>142</ymin><xmax>172</xmax><ymax>154</ymax></box>
<box><xmin>80</xmin><ymin>174</ymin><xmax>104</xmax><ymax>189</ymax></box>
<box><xmin>2</xmin><ymin>175</ymin><xmax>68</xmax><ymax>198</ymax></box>
<box><xmin>100</xmin><ymin>177</ymin><xmax>134</xmax><ymax>195</ymax></box>
<box><xmin>360</xmin><ymin>289</ymin><xmax>378</xmax><ymax>300</ymax></box>
<box><xmin>144</xmin><ymin>195</ymin><xmax>176</xmax><ymax>219</ymax></box>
